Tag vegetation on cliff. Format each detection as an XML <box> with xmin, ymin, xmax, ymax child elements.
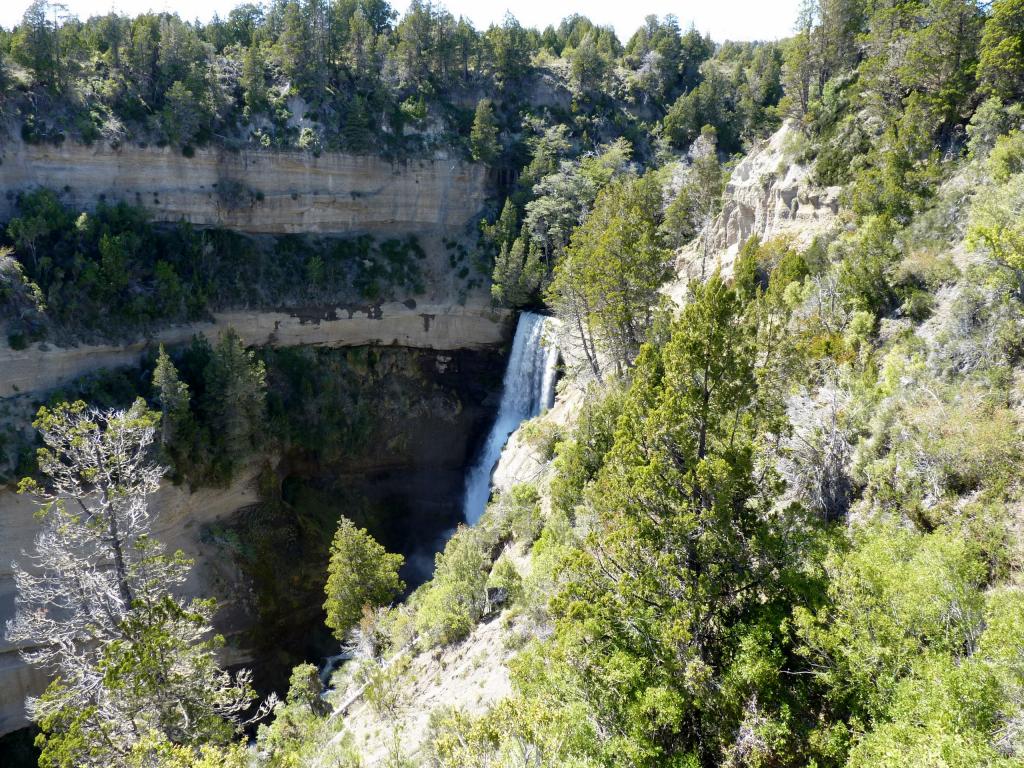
<box><xmin>0</xmin><ymin>189</ymin><xmax>429</xmax><ymax>346</ymax></box>
<box><xmin>0</xmin><ymin>0</ymin><xmax>780</xmax><ymax>162</ymax></box>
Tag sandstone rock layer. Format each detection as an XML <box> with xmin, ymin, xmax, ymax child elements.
<box><xmin>0</xmin><ymin>138</ymin><xmax>485</xmax><ymax>235</ymax></box>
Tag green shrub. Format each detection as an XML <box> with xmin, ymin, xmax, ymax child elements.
<box><xmin>517</xmin><ymin>417</ymin><xmax>563</xmax><ymax>460</ymax></box>
<box><xmin>415</xmin><ymin>526</ymin><xmax>490</xmax><ymax>646</ymax></box>
<box><xmin>486</xmin><ymin>556</ymin><xmax>523</xmax><ymax>607</ymax></box>
<box><xmin>989</xmin><ymin>130</ymin><xmax>1024</xmax><ymax>183</ymax></box>
<box><xmin>324</xmin><ymin>517</ymin><xmax>405</xmax><ymax>641</ymax></box>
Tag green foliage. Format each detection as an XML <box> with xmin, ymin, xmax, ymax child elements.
<box><xmin>490</xmin><ymin>234</ymin><xmax>544</xmax><ymax>308</ymax></box>
<box><xmin>796</xmin><ymin>522</ymin><xmax>1024</xmax><ymax>767</ymax></box>
<box><xmin>517</xmin><ymin>417</ymin><xmax>564</xmax><ymax>461</ymax></box>
<box><xmin>835</xmin><ymin>216</ymin><xmax>902</xmax><ymax>317</ymax></box>
<box><xmin>161</xmin><ymin>81</ymin><xmax>205</xmax><ymax>148</ymax></box>
<box><xmin>152</xmin><ymin>344</ymin><xmax>192</xmax><ymax>463</ymax></box>
<box><xmin>547</xmin><ymin>172</ymin><xmax>669</xmax><ymax>375</ymax></box>
<box><xmin>415</xmin><ymin>525</ymin><xmax>490</xmax><ymax>646</ymax></box>
<box><xmin>485</xmin><ymin>278</ymin><xmax>825</xmax><ymax>766</ymax></box>
<box><xmin>201</xmin><ymin>329</ymin><xmax>267</xmax><ymax>480</ymax></box>
<box><xmin>848</xmin><ymin>94</ymin><xmax>942</xmax><ymax>223</ymax></box>
<box><xmin>469</xmin><ymin>99</ymin><xmax>499</xmax><ymax>164</ymax></box>
<box><xmin>548</xmin><ymin>384</ymin><xmax>625</xmax><ymax>517</ymax></box>
<box><xmin>979</xmin><ymin>0</ymin><xmax>1024</xmax><ymax>103</ymax></box>
<box><xmin>486</xmin><ymin>556</ymin><xmax>523</xmax><ymax>606</ymax></box>
<box><xmin>967</xmin><ymin>97</ymin><xmax>1024</xmax><ymax>159</ymax></box>
<box><xmin>324</xmin><ymin>517</ymin><xmax>405</xmax><ymax>641</ymax></box>
<box><xmin>661</xmin><ymin>127</ymin><xmax>724</xmax><ymax>251</ymax></box>
<box><xmin>967</xmin><ymin>171</ymin><xmax>1024</xmax><ymax>275</ymax></box>
<box><xmin>988</xmin><ymin>130</ymin><xmax>1024</xmax><ymax>183</ymax></box>
<box><xmin>13</xmin><ymin>400</ymin><xmax>257</xmax><ymax>768</ymax></box>
<box><xmin>488</xmin><ymin>483</ymin><xmax>544</xmax><ymax>545</ymax></box>
<box><xmin>12</xmin><ymin>1</ymin><xmax>60</xmax><ymax>89</ymax></box>
<box><xmin>256</xmin><ymin>664</ymin><xmax>337</xmax><ymax>768</ymax></box>
<box><xmin>0</xmin><ymin>191</ymin><xmax>426</xmax><ymax>340</ymax></box>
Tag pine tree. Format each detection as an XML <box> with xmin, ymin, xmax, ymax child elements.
<box><xmin>490</xmin><ymin>234</ymin><xmax>544</xmax><ymax>307</ymax></box>
<box><xmin>342</xmin><ymin>95</ymin><xmax>373</xmax><ymax>152</ymax></box>
<box><xmin>323</xmin><ymin>517</ymin><xmax>405</xmax><ymax>641</ymax></box>
<box><xmin>547</xmin><ymin>173</ymin><xmax>669</xmax><ymax>374</ymax></box>
<box><xmin>482</xmin><ymin>198</ymin><xmax>518</xmax><ymax>252</ymax></box>
<box><xmin>500</xmin><ymin>277</ymin><xmax>811</xmax><ymax>765</ymax></box>
<box><xmin>161</xmin><ymin>81</ymin><xmax>202</xmax><ymax>148</ymax></box>
<box><xmin>152</xmin><ymin>344</ymin><xmax>191</xmax><ymax>453</ymax></box>
<box><xmin>241</xmin><ymin>43</ymin><xmax>267</xmax><ymax>112</ymax></box>
<box><xmin>12</xmin><ymin>0</ymin><xmax>59</xmax><ymax>88</ymax></box>
<box><xmin>203</xmin><ymin>329</ymin><xmax>266</xmax><ymax>478</ymax></box>
<box><xmin>470</xmin><ymin>98</ymin><xmax>500</xmax><ymax>164</ymax></box>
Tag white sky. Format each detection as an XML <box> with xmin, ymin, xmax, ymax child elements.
<box><xmin>0</xmin><ymin>0</ymin><xmax>801</xmax><ymax>42</ymax></box>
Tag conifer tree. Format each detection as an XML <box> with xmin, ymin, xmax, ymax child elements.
<box><xmin>241</xmin><ymin>42</ymin><xmax>267</xmax><ymax>111</ymax></box>
<box><xmin>470</xmin><ymin>98</ymin><xmax>500</xmax><ymax>164</ymax></box>
<box><xmin>324</xmin><ymin>517</ymin><xmax>405</xmax><ymax>641</ymax></box>
<box><xmin>979</xmin><ymin>0</ymin><xmax>1024</xmax><ymax>103</ymax></box>
<box><xmin>152</xmin><ymin>344</ymin><xmax>191</xmax><ymax>451</ymax></box>
<box><xmin>6</xmin><ymin>400</ymin><xmax>265</xmax><ymax>768</ymax></box>
<box><xmin>203</xmin><ymin>329</ymin><xmax>266</xmax><ymax>477</ymax></box>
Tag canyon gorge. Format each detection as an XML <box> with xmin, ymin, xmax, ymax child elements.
<box><xmin>0</xmin><ymin>135</ymin><xmax>503</xmax><ymax>736</ymax></box>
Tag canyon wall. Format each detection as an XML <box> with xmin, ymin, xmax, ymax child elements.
<box><xmin>0</xmin><ymin>301</ymin><xmax>511</xmax><ymax>397</ymax></box>
<box><xmin>0</xmin><ymin>136</ymin><xmax>502</xmax><ymax>736</ymax></box>
<box><xmin>0</xmin><ymin>343</ymin><xmax>507</xmax><ymax>735</ymax></box>
<box><xmin>0</xmin><ymin>137</ymin><xmax>485</xmax><ymax>235</ymax></box>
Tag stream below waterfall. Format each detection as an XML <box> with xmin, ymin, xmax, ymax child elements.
<box><xmin>462</xmin><ymin>312</ymin><xmax>559</xmax><ymax>525</ymax></box>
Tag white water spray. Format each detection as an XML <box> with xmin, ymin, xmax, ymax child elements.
<box><xmin>462</xmin><ymin>312</ymin><xmax>558</xmax><ymax>525</ymax></box>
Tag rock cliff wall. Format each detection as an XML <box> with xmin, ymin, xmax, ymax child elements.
<box><xmin>0</xmin><ymin>301</ymin><xmax>511</xmax><ymax>397</ymax></box>
<box><xmin>671</xmin><ymin>121</ymin><xmax>842</xmax><ymax>290</ymax></box>
<box><xmin>0</xmin><ymin>136</ymin><xmax>500</xmax><ymax>738</ymax></box>
<box><xmin>0</xmin><ymin>137</ymin><xmax>485</xmax><ymax>235</ymax></box>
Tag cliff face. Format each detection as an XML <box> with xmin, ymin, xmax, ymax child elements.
<box><xmin>0</xmin><ymin>137</ymin><xmax>485</xmax><ymax>235</ymax></box>
<box><xmin>0</xmin><ymin>301</ymin><xmax>511</xmax><ymax>397</ymax></box>
<box><xmin>671</xmin><ymin>121</ymin><xmax>842</xmax><ymax>287</ymax></box>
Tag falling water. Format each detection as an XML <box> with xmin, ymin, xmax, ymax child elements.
<box><xmin>462</xmin><ymin>312</ymin><xmax>558</xmax><ymax>525</ymax></box>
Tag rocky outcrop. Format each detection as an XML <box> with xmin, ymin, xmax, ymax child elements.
<box><xmin>672</xmin><ymin>121</ymin><xmax>842</xmax><ymax>288</ymax></box>
<box><xmin>0</xmin><ymin>137</ymin><xmax>485</xmax><ymax>235</ymax></box>
<box><xmin>0</xmin><ymin>301</ymin><xmax>512</xmax><ymax>397</ymax></box>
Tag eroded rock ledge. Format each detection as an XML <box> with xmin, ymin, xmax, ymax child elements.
<box><xmin>0</xmin><ymin>302</ymin><xmax>512</xmax><ymax>397</ymax></box>
<box><xmin>671</xmin><ymin>121</ymin><xmax>842</xmax><ymax>288</ymax></box>
<box><xmin>0</xmin><ymin>137</ymin><xmax>485</xmax><ymax>235</ymax></box>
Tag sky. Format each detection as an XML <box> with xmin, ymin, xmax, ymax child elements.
<box><xmin>0</xmin><ymin>0</ymin><xmax>802</xmax><ymax>42</ymax></box>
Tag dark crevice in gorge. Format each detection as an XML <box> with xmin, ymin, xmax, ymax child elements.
<box><xmin>0</xmin><ymin>338</ymin><xmax>509</xmax><ymax>731</ymax></box>
<box><xmin>210</xmin><ymin>343</ymin><xmax>508</xmax><ymax>695</ymax></box>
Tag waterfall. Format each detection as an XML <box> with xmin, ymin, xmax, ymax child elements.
<box><xmin>463</xmin><ymin>312</ymin><xmax>558</xmax><ymax>525</ymax></box>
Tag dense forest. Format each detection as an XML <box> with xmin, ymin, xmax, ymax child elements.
<box><xmin>3</xmin><ymin>0</ymin><xmax>1024</xmax><ymax>767</ymax></box>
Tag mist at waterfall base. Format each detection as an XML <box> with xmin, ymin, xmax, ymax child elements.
<box><xmin>463</xmin><ymin>312</ymin><xmax>559</xmax><ymax>525</ymax></box>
